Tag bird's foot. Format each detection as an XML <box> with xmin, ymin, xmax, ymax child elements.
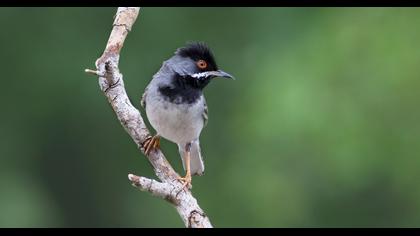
<box><xmin>143</xmin><ymin>134</ymin><xmax>160</xmax><ymax>155</ymax></box>
<box><xmin>177</xmin><ymin>173</ymin><xmax>192</xmax><ymax>190</ymax></box>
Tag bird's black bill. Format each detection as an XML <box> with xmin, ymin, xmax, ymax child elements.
<box><xmin>210</xmin><ymin>70</ymin><xmax>235</xmax><ymax>80</ymax></box>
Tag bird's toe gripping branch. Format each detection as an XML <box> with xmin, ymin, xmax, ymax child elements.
<box><xmin>143</xmin><ymin>134</ymin><xmax>161</xmax><ymax>155</ymax></box>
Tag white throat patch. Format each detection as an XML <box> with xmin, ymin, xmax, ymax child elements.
<box><xmin>191</xmin><ymin>71</ymin><xmax>212</xmax><ymax>79</ymax></box>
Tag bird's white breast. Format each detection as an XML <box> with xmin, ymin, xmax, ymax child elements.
<box><xmin>145</xmin><ymin>92</ymin><xmax>205</xmax><ymax>145</ymax></box>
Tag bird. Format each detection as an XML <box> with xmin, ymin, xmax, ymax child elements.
<box><xmin>141</xmin><ymin>42</ymin><xmax>234</xmax><ymax>188</ymax></box>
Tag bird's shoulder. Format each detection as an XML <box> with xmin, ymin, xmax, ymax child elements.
<box><xmin>141</xmin><ymin>62</ymin><xmax>171</xmax><ymax>109</ymax></box>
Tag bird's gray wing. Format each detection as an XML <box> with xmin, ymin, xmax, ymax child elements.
<box><xmin>141</xmin><ymin>86</ymin><xmax>148</xmax><ymax>109</ymax></box>
<box><xmin>202</xmin><ymin>99</ymin><xmax>208</xmax><ymax>127</ymax></box>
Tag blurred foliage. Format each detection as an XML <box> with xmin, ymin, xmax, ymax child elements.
<box><xmin>0</xmin><ymin>7</ymin><xmax>419</xmax><ymax>227</ymax></box>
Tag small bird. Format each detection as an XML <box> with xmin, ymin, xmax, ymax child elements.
<box><xmin>141</xmin><ymin>42</ymin><xmax>234</xmax><ymax>188</ymax></box>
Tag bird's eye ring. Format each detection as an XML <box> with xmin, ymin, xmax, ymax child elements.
<box><xmin>197</xmin><ymin>60</ymin><xmax>207</xmax><ymax>69</ymax></box>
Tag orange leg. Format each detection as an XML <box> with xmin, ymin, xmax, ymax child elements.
<box><xmin>177</xmin><ymin>144</ymin><xmax>192</xmax><ymax>189</ymax></box>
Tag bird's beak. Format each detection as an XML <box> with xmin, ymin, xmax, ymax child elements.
<box><xmin>210</xmin><ymin>70</ymin><xmax>235</xmax><ymax>80</ymax></box>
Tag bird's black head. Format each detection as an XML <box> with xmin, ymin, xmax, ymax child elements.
<box><xmin>170</xmin><ymin>42</ymin><xmax>234</xmax><ymax>89</ymax></box>
<box><xmin>176</xmin><ymin>41</ymin><xmax>219</xmax><ymax>72</ymax></box>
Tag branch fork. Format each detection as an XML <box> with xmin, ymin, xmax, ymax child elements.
<box><xmin>85</xmin><ymin>7</ymin><xmax>212</xmax><ymax>228</ymax></box>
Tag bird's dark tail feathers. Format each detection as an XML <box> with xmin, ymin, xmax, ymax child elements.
<box><xmin>178</xmin><ymin>140</ymin><xmax>204</xmax><ymax>176</ymax></box>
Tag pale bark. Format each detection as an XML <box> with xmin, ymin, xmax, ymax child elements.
<box><xmin>85</xmin><ymin>7</ymin><xmax>212</xmax><ymax>228</ymax></box>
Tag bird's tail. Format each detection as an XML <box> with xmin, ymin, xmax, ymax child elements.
<box><xmin>178</xmin><ymin>140</ymin><xmax>204</xmax><ymax>176</ymax></box>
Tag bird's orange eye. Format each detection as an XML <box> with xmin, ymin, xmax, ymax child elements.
<box><xmin>197</xmin><ymin>60</ymin><xmax>207</xmax><ymax>69</ymax></box>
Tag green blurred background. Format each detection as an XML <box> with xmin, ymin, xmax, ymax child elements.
<box><xmin>0</xmin><ymin>7</ymin><xmax>419</xmax><ymax>227</ymax></box>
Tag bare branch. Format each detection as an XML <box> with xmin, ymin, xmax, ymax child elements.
<box><xmin>85</xmin><ymin>7</ymin><xmax>212</xmax><ymax>228</ymax></box>
<box><xmin>128</xmin><ymin>174</ymin><xmax>180</xmax><ymax>205</ymax></box>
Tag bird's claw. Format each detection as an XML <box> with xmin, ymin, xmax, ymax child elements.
<box><xmin>143</xmin><ymin>135</ymin><xmax>160</xmax><ymax>155</ymax></box>
<box><xmin>177</xmin><ymin>174</ymin><xmax>192</xmax><ymax>190</ymax></box>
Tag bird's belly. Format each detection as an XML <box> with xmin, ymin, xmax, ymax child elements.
<box><xmin>146</xmin><ymin>98</ymin><xmax>204</xmax><ymax>144</ymax></box>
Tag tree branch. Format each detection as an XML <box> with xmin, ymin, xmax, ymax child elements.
<box><xmin>85</xmin><ymin>7</ymin><xmax>212</xmax><ymax>228</ymax></box>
